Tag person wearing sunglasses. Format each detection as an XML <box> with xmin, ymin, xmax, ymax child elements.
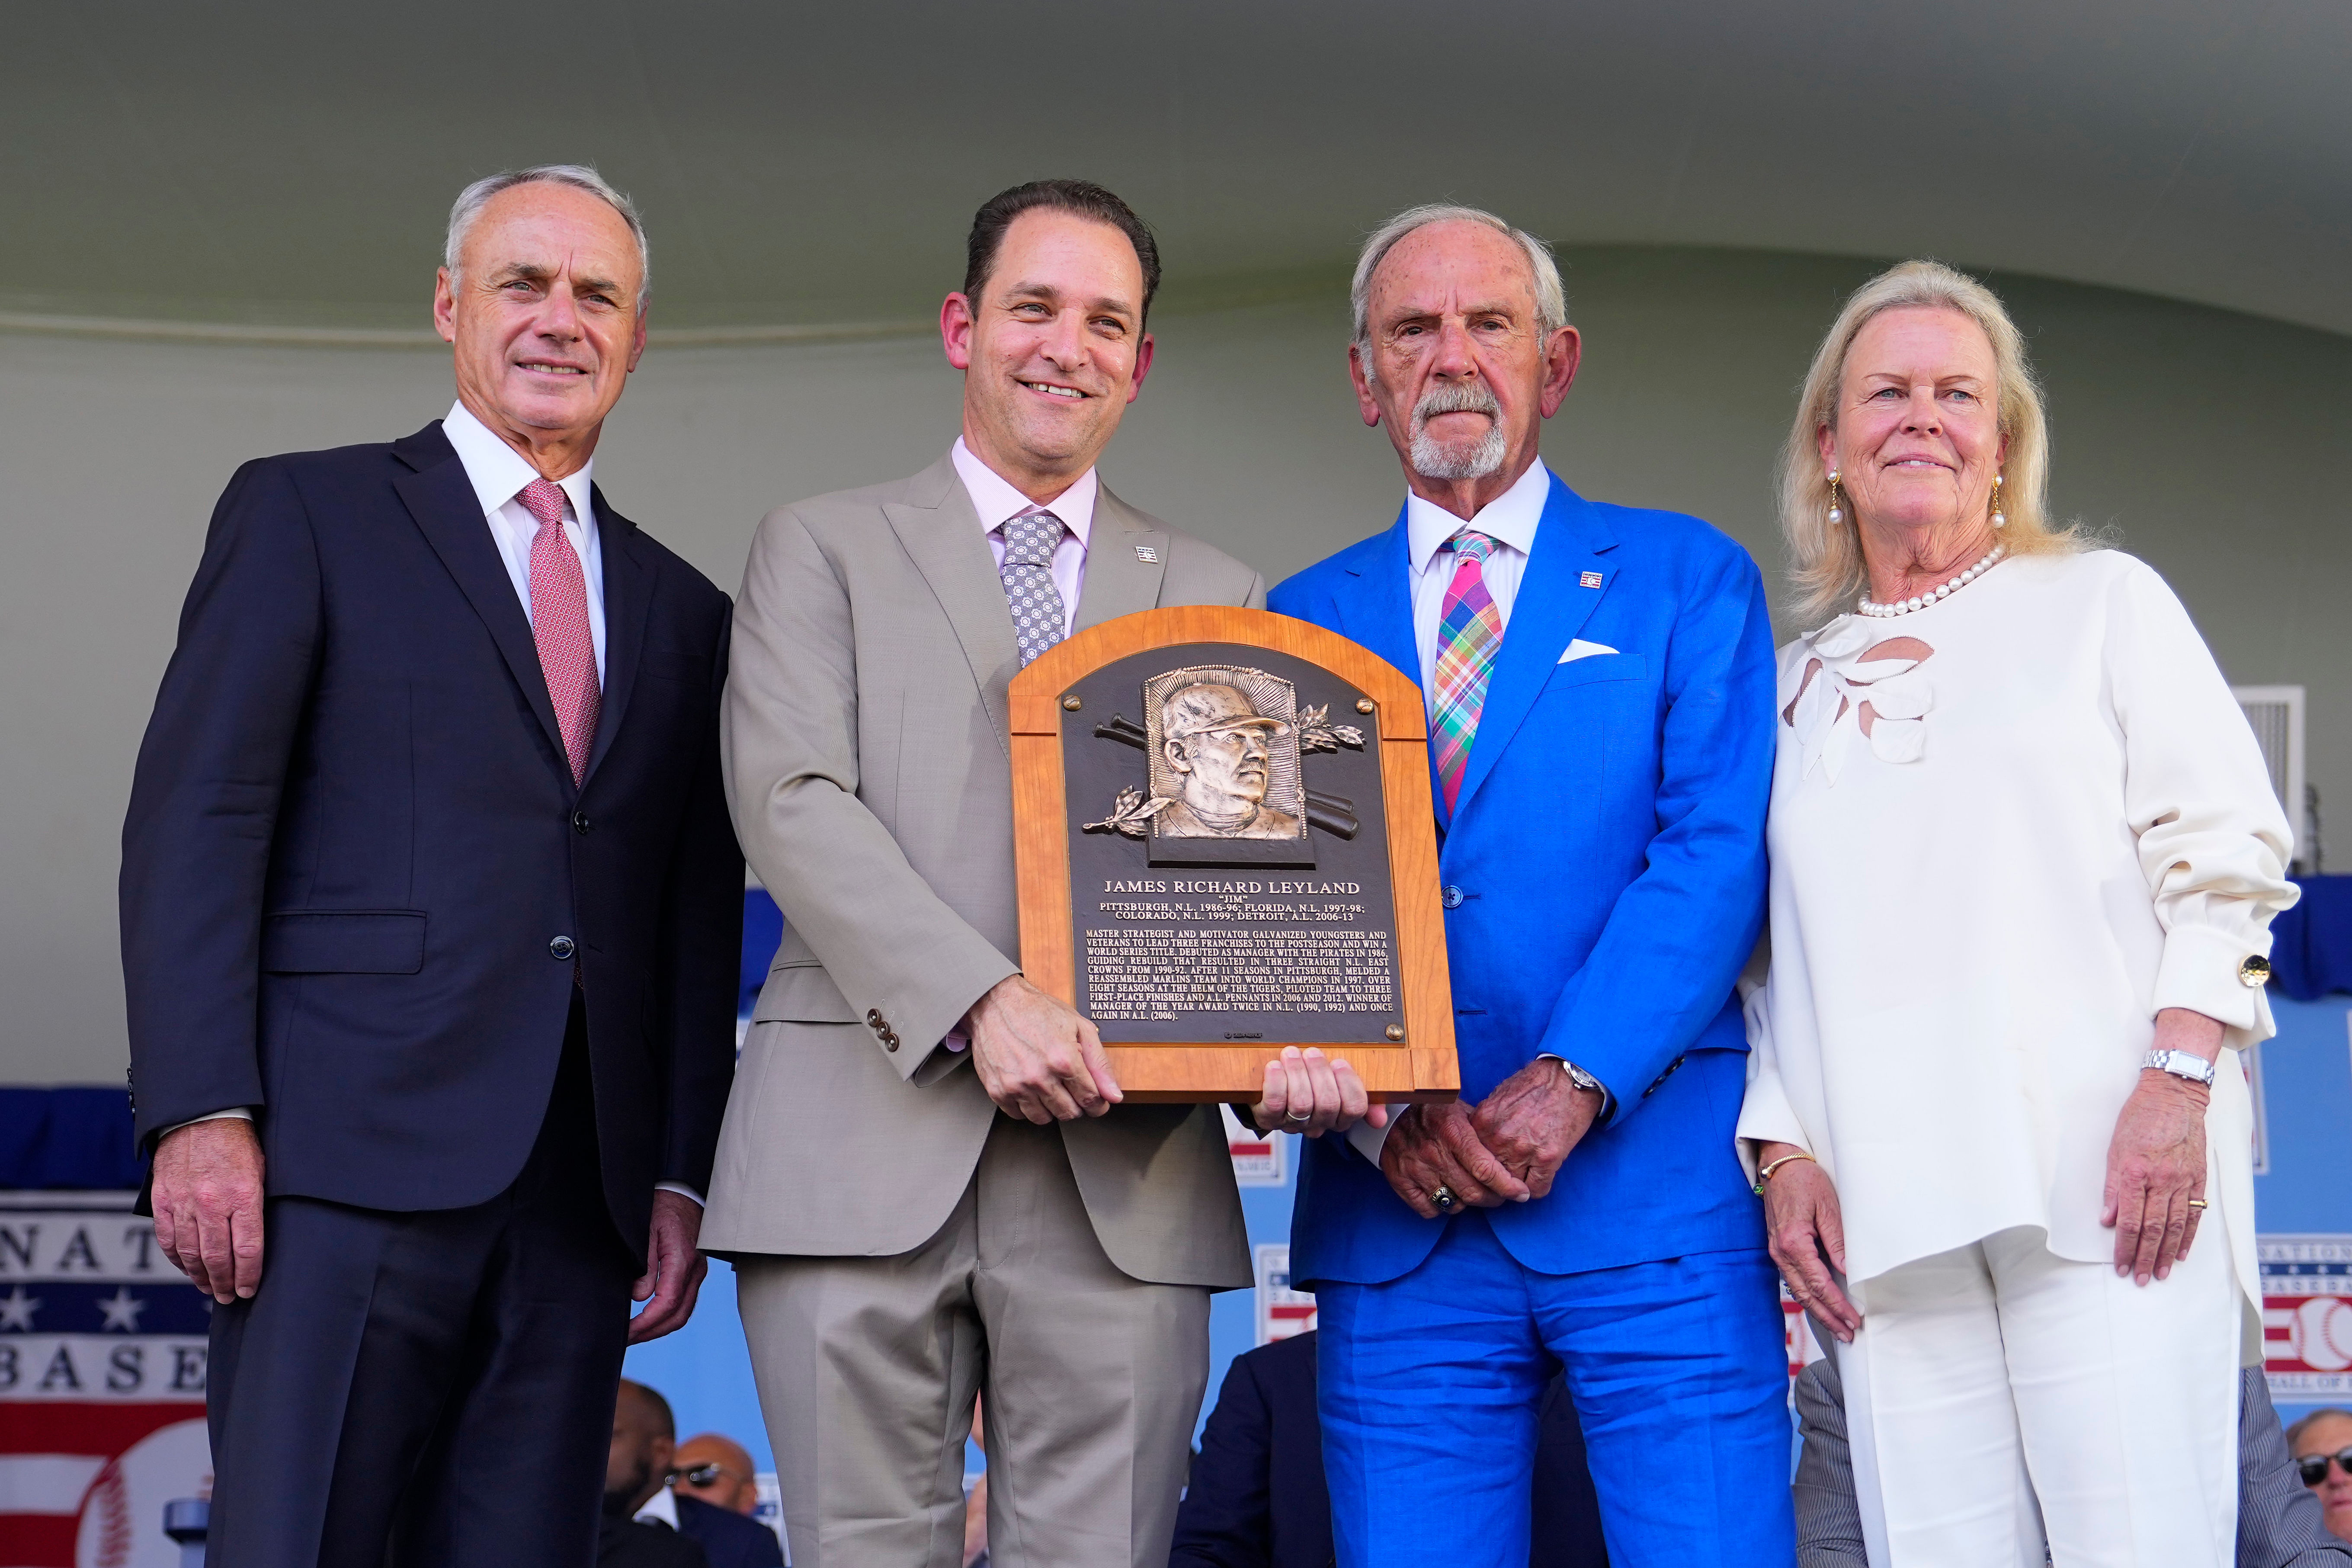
<box><xmin>2291</xmin><ymin>1409</ymin><xmax>2352</xmax><ymax>1546</ymax></box>
<box><xmin>670</xmin><ymin>1435</ymin><xmax>762</xmax><ymax>1518</ymax></box>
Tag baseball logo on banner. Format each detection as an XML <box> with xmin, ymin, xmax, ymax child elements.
<box><xmin>1</xmin><ymin>1194</ymin><xmax>210</xmax><ymax>1568</ymax></box>
<box><xmin>2262</xmin><ymin>1233</ymin><xmax>2352</xmax><ymax>1398</ymax></box>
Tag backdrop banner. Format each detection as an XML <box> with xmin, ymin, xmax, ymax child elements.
<box><xmin>1</xmin><ymin>1190</ymin><xmax>209</xmax><ymax>1568</ymax></box>
<box><xmin>2260</xmin><ymin>1233</ymin><xmax>2352</xmax><ymax>1401</ymax></box>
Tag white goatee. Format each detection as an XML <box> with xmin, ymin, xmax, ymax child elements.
<box><xmin>1407</xmin><ymin>382</ymin><xmax>1508</xmax><ymax>481</ymax></box>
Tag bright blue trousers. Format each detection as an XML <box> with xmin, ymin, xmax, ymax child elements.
<box><xmin>1315</xmin><ymin>1212</ymin><xmax>1796</xmax><ymax>1567</ymax></box>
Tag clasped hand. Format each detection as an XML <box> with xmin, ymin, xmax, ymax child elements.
<box><xmin>1381</xmin><ymin>1060</ymin><xmax>1603</xmax><ymax>1220</ymax></box>
<box><xmin>968</xmin><ymin>975</ymin><xmax>1124</xmax><ymax>1122</ymax></box>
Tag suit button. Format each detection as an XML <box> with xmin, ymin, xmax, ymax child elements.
<box><xmin>549</xmin><ymin>935</ymin><xmax>576</xmax><ymax>960</ymax></box>
<box><xmin>1441</xmin><ymin>885</ymin><xmax>1464</xmax><ymax>909</ymax></box>
<box><xmin>883</xmin><ymin>1032</ymin><xmax>900</xmax><ymax>1052</ymax></box>
<box><xmin>572</xmin><ymin>811</ymin><xmax>591</xmax><ymax>834</ymax></box>
<box><xmin>866</xmin><ymin>1008</ymin><xmax>884</xmax><ymax>1029</ymax></box>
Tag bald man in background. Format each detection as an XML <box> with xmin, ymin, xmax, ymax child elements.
<box><xmin>672</xmin><ymin>1434</ymin><xmax>765</xmax><ymax>1517</ymax></box>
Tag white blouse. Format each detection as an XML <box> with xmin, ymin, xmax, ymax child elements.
<box><xmin>1737</xmin><ymin>549</ymin><xmax>2296</xmax><ymax>1315</ymax></box>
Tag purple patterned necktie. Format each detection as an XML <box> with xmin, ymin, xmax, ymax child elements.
<box><xmin>1431</xmin><ymin>529</ymin><xmax>1503</xmax><ymax>811</ymax></box>
<box><xmin>1000</xmin><ymin>506</ymin><xmax>1069</xmax><ymax>667</ymax></box>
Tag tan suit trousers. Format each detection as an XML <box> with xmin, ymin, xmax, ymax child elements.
<box><xmin>736</xmin><ymin>1115</ymin><xmax>1211</xmax><ymax>1568</ymax></box>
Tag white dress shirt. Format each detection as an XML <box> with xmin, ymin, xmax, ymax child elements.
<box><xmin>952</xmin><ymin>436</ymin><xmax>1096</xmax><ymax>640</ymax></box>
<box><xmin>1404</xmin><ymin>457</ymin><xmax>1550</xmax><ymax>702</ymax></box>
<box><xmin>441</xmin><ymin>400</ymin><xmax>608</xmax><ymax>680</ymax></box>
<box><xmin>1738</xmin><ymin>549</ymin><xmax>2294</xmax><ymax>1321</ymax></box>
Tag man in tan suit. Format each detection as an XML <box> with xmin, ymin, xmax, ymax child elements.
<box><xmin>707</xmin><ymin>181</ymin><xmax>1377</xmax><ymax>1568</ymax></box>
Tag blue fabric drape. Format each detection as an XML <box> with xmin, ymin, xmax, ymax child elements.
<box><xmin>0</xmin><ymin>1085</ymin><xmax>142</xmax><ymax>1189</ymax></box>
<box><xmin>2272</xmin><ymin>875</ymin><xmax>2352</xmax><ymax>1001</ymax></box>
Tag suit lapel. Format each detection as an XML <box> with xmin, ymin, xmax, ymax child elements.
<box><xmin>390</xmin><ymin>423</ymin><xmax>571</xmax><ymax>778</ymax></box>
<box><xmin>1330</xmin><ymin>510</ymin><xmax>1421</xmax><ymax>691</ymax></box>
<box><xmin>584</xmin><ymin>485</ymin><xmax>653</xmax><ymax>785</ymax></box>
<box><xmin>886</xmin><ymin>454</ymin><xmax>1021</xmax><ymax>755</ymax></box>
<box><xmin>1327</xmin><ymin>512</ymin><xmax>1458</xmax><ymax>823</ymax></box>
<box><xmin>1073</xmin><ymin>484</ymin><xmax>1167</xmax><ymax>632</ymax></box>
<box><xmin>1449</xmin><ymin>472</ymin><xmax>1619</xmax><ymax>823</ymax></box>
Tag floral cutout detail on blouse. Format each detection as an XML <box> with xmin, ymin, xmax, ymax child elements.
<box><xmin>1784</xmin><ymin>615</ymin><xmax>1936</xmax><ymax>784</ymax></box>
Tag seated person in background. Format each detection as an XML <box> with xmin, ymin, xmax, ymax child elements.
<box><xmin>2290</xmin><ymin>1410</ymin><xmax>2352</xmax><ymax>1546</ymax></box>
<box><xmin>1170</xmin><ymin>1331</ymin><xmax>1607</xmax><ymax>1568</ymax></box>
<box><xmin>672</xmin><ymin>1433</ymin><xmax>764</xmax><ymax>1517</ymax></box>
<box><xmin>605</xmin><ymin>1376</ymin><xmax>708</xmax><ymax>1568</ymax></box>
<box><xmin>611</xmin><ymin>1380</ymin><xmax>785</xmax><ymax>1568</ymax></box>
<box><xmin>1795</xmin><ymin>1347</ymin><xmax>2352</xmax><ymax>1565</ymax></box>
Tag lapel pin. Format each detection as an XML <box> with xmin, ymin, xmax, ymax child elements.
<box><xmin>1580</xmin><ymin>571</ymin><xmax>1605</xmax><ymax>589</ymax></box>
<box><xmin>1136</xmin><ymin>545</ymin><xmax>1160</xmax><ymax>563</ymax></box>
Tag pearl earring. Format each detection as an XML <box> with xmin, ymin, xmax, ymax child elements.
<box><xmin>1991</xmin><ymin>471</ymin><xmax>2007</xmax><ymax>529</ymax></box>
<box><xmin>1826</xmin><ymin>468</ymin><xmax>1845</xmax><ymax>525</ymax></box>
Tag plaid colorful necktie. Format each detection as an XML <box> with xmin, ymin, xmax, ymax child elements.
<box><xmin>1000</xmin><ymin>506</ymin><xmax>1069</xmax><ymax>667</ymax></box>
<box><xmin>1431</xmin><ymin>528</ymin><xmax>1503</xmax><ymax>811</ymax></box>
<box><xmin>520</xmin><ymin>478</ymin><xmax>601</xmax><ymax>787</ymax></box>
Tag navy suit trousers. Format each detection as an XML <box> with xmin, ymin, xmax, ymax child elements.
<box><xmin>204</xmin><ymin>998</ymin><xmax>637</xmax><ymax>1568</ymax></box>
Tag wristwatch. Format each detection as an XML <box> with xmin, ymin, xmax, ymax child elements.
<box><xmin>1539</xmin><ymin>1054</ymin><xmax>1616</xmax><ymax>1124</ymax></box>
<box><xmin>2142</xmin><ymin>1048</ymin><xmax>2217</xmax><ymax>1088</ymax></box>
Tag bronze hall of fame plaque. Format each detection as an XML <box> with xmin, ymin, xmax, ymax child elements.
<box><xmin>1010</xmin><ymin>606</ymin><xmax>1459</xmax><ymax>1103</ymax></box>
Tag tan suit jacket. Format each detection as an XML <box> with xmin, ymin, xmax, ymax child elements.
<box><xmin>705</xmin><ymin>452</ymin><xmax>1260</xmax><ymax>1289</ymax></box>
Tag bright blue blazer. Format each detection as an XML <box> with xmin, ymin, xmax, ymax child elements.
<box><xmin>1269</xmin><ymin>471</ymin><xmax>1776</xmax><ymax>1286</ymax></box>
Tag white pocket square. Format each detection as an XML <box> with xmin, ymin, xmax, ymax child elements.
<box><xmin>1558</xmin><ymin>639</ymin><xmax>1620</xmax><ymax>664</ymax></box>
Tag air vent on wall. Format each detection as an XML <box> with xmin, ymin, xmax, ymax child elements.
<box><xmin>2231</xmin><ymin>685</ymin><xmax>2308</xmax><ymax>874</ymax></box>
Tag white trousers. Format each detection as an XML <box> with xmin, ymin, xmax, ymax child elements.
<box><xmin>1840</xmin><ymin>1224</ymin><xmax>2240</xmax><ymax>1568</ymax></box>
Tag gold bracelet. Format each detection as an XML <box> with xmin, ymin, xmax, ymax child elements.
<box><xmin>1753</xmin><ymin>1151</ymin><xmax>1815</xmax><ymax>1195</ymax></box>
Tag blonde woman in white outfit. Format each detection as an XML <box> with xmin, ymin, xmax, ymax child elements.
<box><xmin>1738</xmin><ymin>260</ymin><xmax>2298</xmax><ymax>1568</ymax></box>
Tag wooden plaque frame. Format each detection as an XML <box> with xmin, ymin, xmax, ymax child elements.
<box><xmin>1011</xmin><ymin>606</ymin><xmax>1458</xmax><ymax>1103</ymax></box>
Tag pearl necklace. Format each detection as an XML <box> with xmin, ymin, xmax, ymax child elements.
<box><xmin>1857</xmin><ymin>543</ymin><xmax>2006</xmax><ymax>618</ymax></box>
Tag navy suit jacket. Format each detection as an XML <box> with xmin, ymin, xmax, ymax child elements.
<box><xmin>120</xmin><ymin>421</ymin><xmax>741</xmax><ymax>1257</ymax></box>
<box><xmin>1268</xmin><ymin>471</ymin><xmax>1776</xmax><ymax>1286</ymax></box>
<box><xmin>1170</xmin><ymin>1331</ymin><xmax>1608</xmax><ymax>1568</ymax></box>
<box><xmin>672</xmin><ymin>1494</ymin><xmax>783</xmax><ymax>1568</ymax></box>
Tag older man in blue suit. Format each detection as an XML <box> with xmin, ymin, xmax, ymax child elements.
<box><xmin>1267</xmin><ymin>205</ymin><xmax>1791</xmax><ymax>1567</ymax></box>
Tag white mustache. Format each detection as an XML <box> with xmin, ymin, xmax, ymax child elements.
<box><xmin>1410</xmin><ymin>383</ymin><xmax>1503</xmax><ymax>433</ymax></box>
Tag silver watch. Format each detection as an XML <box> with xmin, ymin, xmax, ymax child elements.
<box><xmin>1554</xmin><ymin>1058</ymin><xmax>1604</xmax><ymax>1096</ymax></box>
<box><xmin>2142</xmin><ymin>1049</ymin><xmax>2217</xmax><ymax>1087</ymax></box>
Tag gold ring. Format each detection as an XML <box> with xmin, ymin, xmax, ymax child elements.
<box><xmin>2187</xmin><ymin>1198</ymin><xmax>2208</xmax><ymax>1209</ymax></box>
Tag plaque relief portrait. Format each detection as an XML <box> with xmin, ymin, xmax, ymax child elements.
<box><xmin>1076</xmin><ymin>654</ymin><xmax>1364</xmax><ymax>868</ymax></box>
<box><xmin>1149</xmin><ymin>671</ymin><xmax>1306</xmax><ymax>843</ymax></box>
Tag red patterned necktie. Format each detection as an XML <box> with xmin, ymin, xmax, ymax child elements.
<box><xmin>519</xmin><ymin>478</ymin><xmax>600</xmax><ymax>786</ymax></box>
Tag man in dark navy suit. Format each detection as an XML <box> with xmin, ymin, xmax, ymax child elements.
<box><xmin>119</xmin><ymin>164</ymin><xmax>740</xmax><ymax>1567</ymax></box>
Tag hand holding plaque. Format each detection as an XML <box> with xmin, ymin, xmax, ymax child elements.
<box><xmin>1009</xmin><ymin>607</ymin><xmax>1460</xmax><ymax>1103</ymax></box>
<box><xmin>1253</xmin><ymin>1045</ymin><xmax>1391</xmax><ymax>1137</ymax></box>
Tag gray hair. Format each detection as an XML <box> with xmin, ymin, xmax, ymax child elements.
<box><xmin>443</xmin><ymin>164</ymin><xmax>650</xmax><ymax>307</ymax></box>
<box><xmin>2285</xmin><ymin>1408</ymin><xmax>2352</xmax><ymax>1452</ymax></box>
<box><xmin>1349</xmin><ymin>203</ymin><xmax>1568</xmax><ymax>369</ymax></box>
<box><xmin>1779</xmin><ymin>259</ymin><xmax>2078</xmax><ymax>627</ymax></box>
